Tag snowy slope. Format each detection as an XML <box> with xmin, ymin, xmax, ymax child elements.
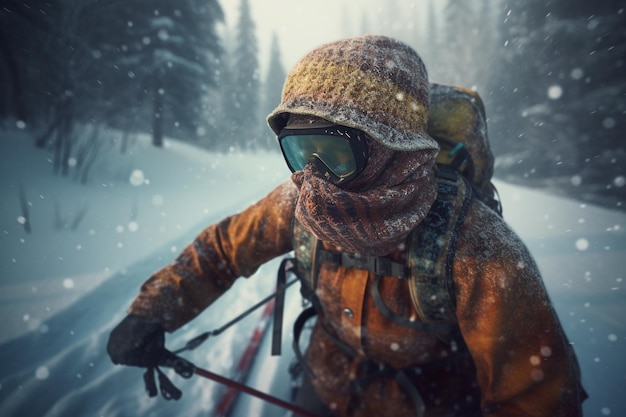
<box><xmin>0</xmin><ymin>126</ymin><xmax>624</xmax><ymax>417</ymax></box>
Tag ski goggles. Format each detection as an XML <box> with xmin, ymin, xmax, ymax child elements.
<box><xmin>278</xmin><ymin>125</ymin><xmax>369</xmax><ymax>185</ymax></box>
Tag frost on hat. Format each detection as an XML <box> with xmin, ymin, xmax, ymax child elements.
<box><xmin>267</xmin><ymin>35</ymin><xmax>438</xmax><ymax>152</ymax></box>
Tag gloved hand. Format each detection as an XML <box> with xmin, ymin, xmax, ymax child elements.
<box><xmin>107</xmin><ymin>314</ymin><xmax>173</xmax><ymax>367</ymax></box>
<box><xmin>107</xmin><ymin>314</ymin><xmax>194</xmax><ymax>400</ymax></box>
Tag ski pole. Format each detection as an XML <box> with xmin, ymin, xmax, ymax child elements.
<box><xmin>173</xmin><ymin>277</ymin><xmax>298</xmax><ymax>354</ymax></box>
<box><xmin>193</xmin><ymin>365</ymin><xmax>322</xmax><ymax>417</ymax></box>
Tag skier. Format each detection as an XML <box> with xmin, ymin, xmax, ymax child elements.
<box><xmin>107</xmin><ymin>35</ymin><xmax>586</xmax><ymax>416</ymax></box>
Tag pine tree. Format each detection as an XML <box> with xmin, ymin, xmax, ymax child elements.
<box><xmin>473</xmin><ymin>0</ymin><xmax>496</xmax><ymax>92</ymax></box>
<box><xmin>1</xmin><ymin>0</ymin><xmax>224</xmax><ymax>153</ymax></box>
<box><xmin>100</xmin><ymin>0</ymin><xmax>223</xmax><ymax>147</ymax></box>
<box><xmin>488</xmin><ymin>0</ymin><xmax>626</xmax><ymax>207</ymax></box>
<box><xmin>0</xmin><ymin>0</ymin><xmax>60</xmax><ymax>124</ymax></box>
<box><xmin>215</xmin><ymin>28</ymin><xmax>240</xmax><ymax>151</ymax></box>
<box><xmin>260</xmin><ymin>33</ymin><xmax>287</xmax><ymax>150</ymax></box>
<box><xmin>229</xmin><ymin>0</ymin><xmax>261</xmax><ymax>150</ymax></box>
<box><xmin>439</xmin><ymin>0</ymin><xmax>479</xmax><ymax>86</ymax></box>
<box><xmin>29</xmin><ymin>0</ymin><xmax>104</xmax><ymax>175</ymax></box>
<box><xmin>422</xmin><ymin>0</ymin><xmax>441</xmax><ymax>80</ymax></box>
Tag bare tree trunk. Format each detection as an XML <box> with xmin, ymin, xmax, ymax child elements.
<box><xmin>73</xmin><ymin>125</ymin><xmax>90</xmax><ymax>181</ymax></box>
<box><xmin>80</xmin><ymin>128</ymin><xmax>104</xmax><ymax>185</ymax></box>
<box><xmin>51</xmin><ymin>96</ymin><xmax>76</xmax><ymax>176</ymax></box>
<box><xmin>61</xmin><ymin>110</ymin><xmax>74</xmax><ymax>177</ymax></box>
<box><xmin>53</xmin><ymin>120</ymin><xmax>64</xmax><ymax>175</ymax></box>
<box><xmin>152</xmin><ymin>86</ymin><xmax>164</xmax><ymax>147</ymax></box>
<box><xmin>0</xmin><ymin>32</ymin><xmax>28</xmax><ymax>123</ymax></box>
<box><xmin>120</xmin><ymin>130</ymin><xmax>130</xmax><ymax>154</ymax></box>
<box><xmin>73</xmin><ymin>124</ymin><xmax>101</xmax><ymax>182</ymax></box>
<box><xmin>18</xmin><ymin>183</ymin><xmax>31</xmax><ymax>234</ymax></box>
<box><xmin>35</xmin><ymin>118</ymin><xmax>60</xmax><ymax>148</ymax></box>
<box><xmin>70</xmin><ymin>203</ymin><xmax>89</xmax><ymax>230</ymax></box>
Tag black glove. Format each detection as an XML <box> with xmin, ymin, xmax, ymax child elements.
<box><xmin>107</xmin><ymin>314</ymin><xmax>194</xmax><ymax>400</ymax></box>
<box><xmin>107</xmin><ymin>314</ymin><xmax>173</xmax><ymax>368</ymax></box>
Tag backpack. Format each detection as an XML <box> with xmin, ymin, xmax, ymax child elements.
<box><xmin>290</xmin><ymin>84</ymin><xmax>502</xmax><ymax>336</ymax></box>
<box><xmin>428</xmin><ymin>83</ymin><xmax>501</xmax><ymax>215</ymax></box>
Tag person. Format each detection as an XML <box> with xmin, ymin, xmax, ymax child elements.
<box><xmin>107</xmin><ymin>35</ymin><xmax>586</xmax><ymax>417</ymax></box>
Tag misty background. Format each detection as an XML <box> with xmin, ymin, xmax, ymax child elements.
<box><xmin>0</xmin><ymin>1</ymin><xmax>625</xmax><ymax>416</ymax></box>
<box><xmin>1</xmin><ymin>0</ymin><xmax>624</xmax><ymax>210</ymax></box>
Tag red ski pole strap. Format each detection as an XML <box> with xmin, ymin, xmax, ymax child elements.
<box><xmin>193</xmin><ymin>366</ymin><xmax>322</xmax><ymax>417</ymax></box>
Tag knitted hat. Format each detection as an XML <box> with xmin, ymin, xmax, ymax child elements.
<box><xmin>267</xmin><ymin>35</ymin><xmax>438</xmax><ymax>151</ymax></box>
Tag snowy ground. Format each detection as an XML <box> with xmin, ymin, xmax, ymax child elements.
<box><xmin>0</xmin><ymin>125</ymin><xmax>624</xmax><ymax>417</ymax></box>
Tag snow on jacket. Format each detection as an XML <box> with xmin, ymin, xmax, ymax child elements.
<box><xmin>128</xmin><ymin>179</ymin><xmax>585</xmax><ymax>417</ymax></box>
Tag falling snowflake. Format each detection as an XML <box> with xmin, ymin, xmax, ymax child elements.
<box><xmin>547</xmin><ymin>85</ymin><xmax>563</xmax><ymax>100</ymax></box>
<box><xmin>129</xmin><ymin>169</ymin><xmax>145</xmax><ymax>186</ymax></box>
<box><xmin>570</xmin><ymin>67</ymin><xmax>584</xmax><ymax>80</ymax></box>
<box><xmin>575</xmin><ymin>238</ymin><xmax>589</xmax><ymax>251</ymax></box>
<box><xmin>602</xmin><ymin>117</ymin><xmax>616</xmax><ymax>129</ymax></box>
<box><xmin>152</xmin><ymin>194</ymin><xmax>165</xmax><ymax>206</ymax></box>
<box><xmin>35</xmin><ymin>366</ymin><xmax>50</xmax><ymax>380</ymax></box>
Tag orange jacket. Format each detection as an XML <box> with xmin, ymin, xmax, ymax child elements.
<box><xmin>129</xmin><ymin>179</ymin><xmax>585</xmax><ymax>417</ymax></box>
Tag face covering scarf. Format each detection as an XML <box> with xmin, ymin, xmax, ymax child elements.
<box><xmin>291</xmin><ymin>141</ymin><xmax>438</xmax><ymax>256</ymax></box>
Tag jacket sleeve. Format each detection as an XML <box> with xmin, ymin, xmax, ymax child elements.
<box><xmin>454</xmin><ymin>201</ymin><xmax>585</xmax><ymax>417</ymax></box>
<box><xmin>128</xmin><ymin>180</ymin><xmax>299</xmax><ymax>332</ymax></box>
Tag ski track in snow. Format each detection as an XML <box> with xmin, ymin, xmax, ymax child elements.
<box><xmin>0</xmin><ymin>127</ymin><xmax>624</xmax><ymax>417</ymax></box>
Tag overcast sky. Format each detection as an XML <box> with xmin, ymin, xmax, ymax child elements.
<box><xmin>220</xmin><ymin>0</ymin><xmax>437</xmax><ymax>77</ymax></box>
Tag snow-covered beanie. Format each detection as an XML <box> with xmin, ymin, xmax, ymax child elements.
<box><xmin>267</xmin><ymin>35</ymin><xmax>439</xmax><ymax>152</ymax></box>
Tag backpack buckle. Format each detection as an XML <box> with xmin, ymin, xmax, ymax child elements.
<box><xmin>341</xmin><ymin>253</ymin><xmax>408</xmax><ymax>279</ymax></box>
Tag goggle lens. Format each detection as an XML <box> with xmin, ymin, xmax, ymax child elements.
<box><xmin>278</xmin><ymin>125</ymin><xmax>368</xmax><ymax>184</ymax></box>
<box><xmin>280</xmin><ymin>134</ymin><xmax>357</xmax><ymax>177</ymax></box>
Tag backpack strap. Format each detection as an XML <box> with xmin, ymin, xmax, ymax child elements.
<box><xmin>406</xmin><ymin>166</ymin><xmax>473</xmax><ymax>326</ymax></box>
<box><xmin>292</xmin><ymin>220</ymin><xmax>322</xmax><ymax>303</ymax></box>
